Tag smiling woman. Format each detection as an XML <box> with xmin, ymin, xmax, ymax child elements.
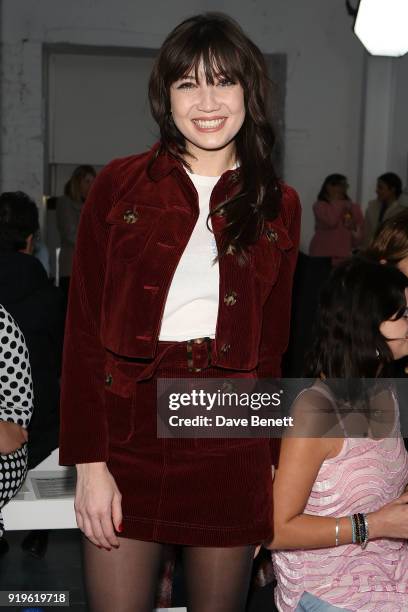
<box><xmin>59</xmin><ymin>12</ymin><xmax>301</xmax><ymax>612</ymax></box>
<box><xmin>169</xmin><ymin>68</ymin><xmax>245</xmax><ymax>168</ymax></box>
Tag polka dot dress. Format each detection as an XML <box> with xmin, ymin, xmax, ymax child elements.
<box><xmin>0</xmin><ymin>304</ymin><xmax>33</xmax><ymax>536</ymax></box>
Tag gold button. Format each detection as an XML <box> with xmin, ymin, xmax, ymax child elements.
<box><xmin>221</xmin><ymin>343</ymin><xmax>231</xmax><ymax>353</ymax></box>
<box><xmin>266</xmin><ymin>228</ymin><xmax>278</xmax><ymax>242</ymax></box>
<box><xmin>224</xmin><ymin>291</ymin><xmax>237</xmax><ymax>306</ymax></box>
<box><xmin>123</xmin><ymin>209</ymin><xmax>138</xmax><ymax>224</ymax></box>
<box><xmin>105</xmin><ymin>373</ymin><xmax>113</xmax><ymax>387</ymax></box>
<box><xmin>215</xmin><ymin>207</ymin><xmax>226</xmax><ymax>218</ymax></box>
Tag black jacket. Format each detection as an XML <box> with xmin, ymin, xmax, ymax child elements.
<box><xmin>0</xmin><ymin>252</ymin><xmax>64</xmax><ymax>468</ymax></box>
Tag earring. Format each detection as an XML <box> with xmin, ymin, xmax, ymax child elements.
<box><xmin>375</xmin><ymin>348</ymin><xmax>380</xmax><ymax>358</ymax></box>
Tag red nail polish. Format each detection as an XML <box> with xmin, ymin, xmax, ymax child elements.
<box><xmin>118</xmin><ymin>523</ymin><xmax>123</xmax><ymax>532</ymax></box>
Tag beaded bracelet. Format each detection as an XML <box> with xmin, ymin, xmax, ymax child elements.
<box><xmin>349</xmin><ymin>515</ymin><xmax>356</xmax><ymax>544</ymax></box>
<box><xmin>360</xmin><ymin>513</ymin><xmax>369</xmax><ymax>549</ymax></box>
<box><xmin>351</xmin><ymin>513</ymin><xmax>369</xmax><ymax>549</ymax></box>
<box><xmin>357</xmin><ymin>513</ymin><xmax>366</xmax><ymax>543</ymax></box>
<box><xmin>353</xmin><ymin>513</ymin><xmax>361</xmax><ymax>544</ymax></box>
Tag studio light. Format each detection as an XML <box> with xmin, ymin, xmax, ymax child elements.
<box><xmin>353</xmin><ymin>0</ymin><xmax>408</xmax><ymax>57</ymax></box>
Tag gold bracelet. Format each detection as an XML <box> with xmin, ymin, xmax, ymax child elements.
<box><xmin>335</xmin><ymin>518</ymin><xmax>340</xmax><ymax>547</ymax></box>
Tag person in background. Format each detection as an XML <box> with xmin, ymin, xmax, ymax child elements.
<box><xmin>0</xmin><ymin>191</ymin><xmax>64</xmax><ymax>558</ymax></box>
<box><xmin>56</xmin><ymin>165</ymin><xmax>96</xmax><ymax>297</ymax></box>
<box><xmin>364</xmin><ymin>172</ymin><xmax>407</xmax><ymax>247</ymax></box>
<box><xmin>365</xmin><ymin>209</ymin><xmax>408</xmax><ymax>277</ymax></box>
<box><xmin>268</xmin><ymin>258</ymin><xmax>408</xmax><ymax>611</ymax></box>
<box><xmin>364</xmin><ymin>209</ymin><xmax>408</xmax><ymax>379</ymax></box>
<box><xmin>309</xmin><ymin>174</ymin><xmax>364</xmax><ymax>266</ymax></box>
<box><xmin>0</xmin><ymin>305</ymin><xmax>33</xmax><ymax>556</ymax></box>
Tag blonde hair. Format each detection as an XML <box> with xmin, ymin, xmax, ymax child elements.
<box><xmin>365</xmin><ymin>210</ymin><xmax>408</xmax><ymax>265</ymax></box>
<box><xmin>64</xmin><ymin>165</ymin><xmax>96</xmax><ymax>202</ymax></box>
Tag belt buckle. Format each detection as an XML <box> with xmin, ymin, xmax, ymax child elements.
<box><xmin>186</xmin><ymin>337</ymin><xmax>212</xmax><ymax>373</ymax></box>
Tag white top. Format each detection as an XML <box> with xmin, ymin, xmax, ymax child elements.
<box><xmin>158</xmin><ymin>170</ymin><xmax>220</xmax><ymax>341</ymax></box>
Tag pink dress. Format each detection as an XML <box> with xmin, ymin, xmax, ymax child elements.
<box><xmin>272</xmin><ymin>388</ymin><xmax>408</xmax><ymax>612</ymax></box>
<box><xmin>309</xmin><ymin>200</ymin><xmax>364</xmax><ymax>264</ymax></box>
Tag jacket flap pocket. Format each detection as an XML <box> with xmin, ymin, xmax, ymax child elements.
<box><xmin>105</xmin><ymin>359</ymin><xmax>136</xmax><ymax>398</ymax></box>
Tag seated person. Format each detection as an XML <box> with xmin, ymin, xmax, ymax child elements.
<box><xmin>364</xmin><ymin>172</ymin><xmax>407</xmax><ymax>247</ymax></box>
<box><xmin>364</xmin><ymin>209</ymin><xmax>408</xmax><ymax>377</ymax></box>
<box><xmin>268</xmin><ymin>258</ymin><xmax>408</xmax><ymax>611</ymax></box>
<box><xmin>0</xmin><ymin>305</ymin><xmax>33</xmax><ymax>553</ymax></box>
<box><xmin>0</xmin><ymin>191</ymin><xmax>64</xmax><ymax>556</ymax></box>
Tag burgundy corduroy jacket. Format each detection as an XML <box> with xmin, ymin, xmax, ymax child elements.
<box><xmin>59</xmin><ymin>147</ymin><xmax>301</xmax><ymax>465</ymax></box>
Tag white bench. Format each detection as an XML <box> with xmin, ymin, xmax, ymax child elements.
<box><xmin>3</xmin><ymin>449</ymin><xmax>76</xmax><ymax>530</ymax></box>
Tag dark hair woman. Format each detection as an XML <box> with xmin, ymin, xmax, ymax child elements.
<box><xmin>59</xmin><ymin>13</ymin><xmax>300</xmax><ymax>612</ymax></box>
<box><xmin>306</xmin><ymin>258</ymin><xmax>408</xmax><ymax>378</ymax></box>
<box><xmin>364</xmin><ymin>172</ymin><xmax>406</xmax><ymax>247</ymax></box>
<box><xmin>309</xmin><ymin>174</ymin><xmax>364</xmax><ymax>266</ymax></box>
<box><xmin>268</xmin><ymin>258</ymin><xmax>408</xmax><ymax>611</ymax></box>
<box><xmin>316</xmin><ymin>174</ymin><xmax>350</xmax><ymax>203</ymax></box>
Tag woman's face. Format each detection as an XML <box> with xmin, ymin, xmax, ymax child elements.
<box><xmin>79</xmin><ymin>173</ymin><xmax>95</xmax><ymax>200</ymax></box>
<box><xmin>376</xmin><ymin>180</ymin><xmax>395</xmax><ymax>204</ymax></box>
<box><xmin>170</xmin><ymin>61</ymin><xmax>245</xmax><ymax>159</ymax></box>
<box><xmin>379</xmin><ymin>289</ymin><xmax>408</xmax><ymax>360</ymax></box>
<box><xmin>326</xmin><ymin>181</ymin><xmax>348</xmax><ymax>201</ymax></box>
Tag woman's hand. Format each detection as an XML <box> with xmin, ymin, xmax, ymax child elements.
<box><xmin>75</xmin><ymin>462</ymin><xmax>123</xmax><ymax>550</ymax></box>
<box><xmin>0</xmin><ymin>421</ymin><xmax>28</xmax><ymax>454</ymax></box>
<box><xmin>368</xmin><ymin>492</ymin><xmax>408</xmax><ymax>540</ymax></box>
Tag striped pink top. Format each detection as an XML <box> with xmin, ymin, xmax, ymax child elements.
<box><xmin>272</xmin><ymin>390</ymin><xmax>408</xmax><ymax>611</ymax></box>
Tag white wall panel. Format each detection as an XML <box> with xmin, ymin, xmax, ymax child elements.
<box><xmin>48</xmin><ymin>53</ymin><xmax>157</xmax><ymax>166</ymax></box>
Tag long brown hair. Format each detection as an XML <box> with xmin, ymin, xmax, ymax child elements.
<box><xmin>364</xmin><ymin>209</ymin><xmax>408</xmax><ymax>265</ymax></box>
<box><xmin>148</xmin><ymin>12</ymin><xmax>281</xmax><ymax>257</ymax></box>
<box><xmin>64</xmin><ymin>165</ymin><xmax>96</xmax><ymax>203</ymax></box>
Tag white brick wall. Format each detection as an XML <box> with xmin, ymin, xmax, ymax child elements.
<box><xmin>0</xmin><ymin>0</ymin><xmax>373</xmax><ymax>248</ymax></box>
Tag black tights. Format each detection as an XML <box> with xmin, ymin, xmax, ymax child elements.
<box><xmin>83</xmin><ymin>537</ymin><xmax>255</xmax><ymax>612</ymax></box>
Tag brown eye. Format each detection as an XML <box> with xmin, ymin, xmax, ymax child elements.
<box><xmin>217</xmin><ymin>78</ymin><xmax>234</xmax><ymax>87</ymax></box>
<box><xmin>177</xmin><ymin>82</ymin><xmax>195</xmax><ymax>89</ymax></box>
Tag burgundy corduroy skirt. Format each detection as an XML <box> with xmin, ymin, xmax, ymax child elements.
<box><xmin>106</xmin><ymin>340</ymin><xmax>273</xmax><ymax>546</ymax></box>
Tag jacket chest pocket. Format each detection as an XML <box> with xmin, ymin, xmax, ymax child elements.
<box><xmin>251</xmin><ymin>222</ymin><xmax>293</xmax><ymax>285</ymax></box>
<box><xmin>106</xmin><ymin>200</ymin><xmax>164</xmax><ymax>263</ymax></box>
